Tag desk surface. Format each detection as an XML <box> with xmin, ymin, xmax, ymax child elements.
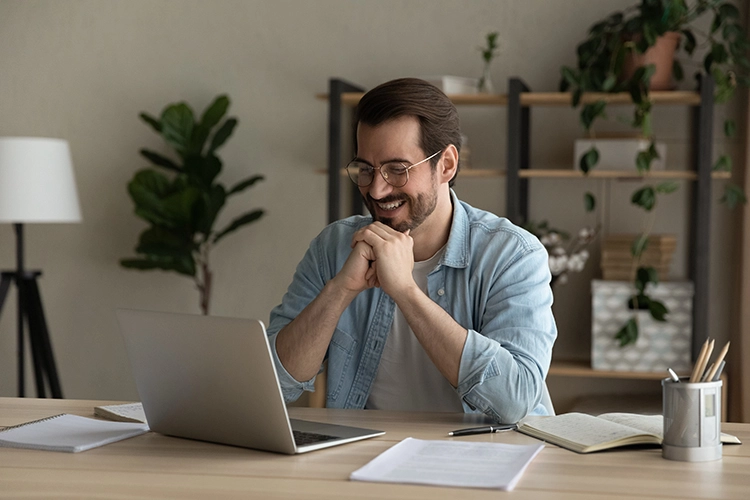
<box><xmin>1</xmin><ymin>397</ymin><xmax>748</xmax><ymax>499</ymax></box>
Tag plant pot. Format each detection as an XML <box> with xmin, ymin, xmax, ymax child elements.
<box><xmin>620</xmin><ymin>31</ymin><xmax>680</xmax><ymax>90</ymax></box>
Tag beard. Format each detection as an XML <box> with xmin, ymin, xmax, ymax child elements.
<box><xmin>363</xmin><ymin>187</ymin><xmax>438</xmax><ymax>233</ymax></box>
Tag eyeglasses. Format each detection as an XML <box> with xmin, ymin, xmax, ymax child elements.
<box><xmin>346</xmin><ymin>150</ymin><xmax>442</xmax><ymax>188</ymax></box>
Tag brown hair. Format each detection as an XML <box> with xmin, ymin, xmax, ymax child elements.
<box><xmin>355</xmin><ymin>78</ymin><xmax>462</xmax><ymax>187</ymax></box>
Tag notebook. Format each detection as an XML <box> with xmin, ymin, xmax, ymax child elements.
<box><xmin>116</xmin><ymin>309</ymin><xmax>385</xmax><ymax>454</ymax></box>
<box><xmin>0</xmin><ymin>413</ymin><xmax>149</xmax><ymax>453</ymax></box>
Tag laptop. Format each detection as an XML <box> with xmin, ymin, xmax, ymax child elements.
<box><xmin>116</xmin><ymin>309</ymin><xmax>384</xmax><ymax>454</ymax></box>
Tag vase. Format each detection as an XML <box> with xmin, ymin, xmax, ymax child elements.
<box><xmin>620</xmin><ymin>31</ymin><xmax>681</xmax><ymax>90</ymax></box>
<box><xmin>478</xmin><ymin>63</ymin><xmax>494</xmax><ymax>93</ymax></box>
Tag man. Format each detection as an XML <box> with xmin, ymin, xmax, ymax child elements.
<box><xmin>267</xmin><ymin>78</ymin><xmax>556</xmax><ymax>423</ymax></box>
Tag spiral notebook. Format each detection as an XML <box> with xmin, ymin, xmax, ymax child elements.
<box><xmin>0</xmin><ymin>413</ymin><xmax>150</xmax><ymax>452</ymax></box>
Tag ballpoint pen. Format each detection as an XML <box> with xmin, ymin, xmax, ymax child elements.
<box><xmin>447</xmin><ymin>424</ymin><xmax>517</xmax><ymax>437</ymax></box>
<box><xmin>667</xmin><ymin>367</ymin><xmax>680</xmax><ymax>383</ymax></box>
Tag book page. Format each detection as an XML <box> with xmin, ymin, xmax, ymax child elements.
<box><xmin>598</xmin><ymin>413</ymin><xmax>663</xmax><ymax>438</ymax></box>
<box><xmin>350</xmin><ymin>437</ymin><xmax>544</xmax><ymax>491</ymax></box>
<box><xmin>94</xmin><ymin>403</ymin><xmax>147</xmax><ymax>425</ymax></box>
<box><xmin>519</xmin><ymin>413</ymin><xmax>654</xmax><ymax>450</ymax></box>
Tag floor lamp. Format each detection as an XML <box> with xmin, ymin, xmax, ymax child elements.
<box><xmin>0</xmin><ymin>137</ymin><xmax>82</xmax><ymax>398</ymax></box>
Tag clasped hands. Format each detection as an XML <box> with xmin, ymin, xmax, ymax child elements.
<box><xmin>335</xmin><ymin>221</ymin><xmax>416</xmax><ymax>299</ymax></box>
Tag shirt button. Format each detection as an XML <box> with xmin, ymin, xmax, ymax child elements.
<box><xmin>438</xmin><ymin>288</ymin><xmax>445</xmax><ymax>296</ymax></box>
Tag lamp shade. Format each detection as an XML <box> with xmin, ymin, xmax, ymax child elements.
<box><xmin>0</xmin><ymin>137</ymin><xmax>82</xmax><ymax>223</ymax></box>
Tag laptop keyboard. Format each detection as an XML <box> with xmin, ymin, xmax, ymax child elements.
<box><xmin>293</xmin><ymin>430</ymin><xmax>339</xmax><ymax>446</ymax></box>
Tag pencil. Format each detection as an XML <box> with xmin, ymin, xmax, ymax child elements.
<box><xmin>701</xmin><ymin>362</ymin><xmax>715</xmax><ymax>382</ymax></box>
<box><xmin>689</xmin><ymin>338</ymin><xmax>711</xmax><ymax>383</ymax></box>
<box><xmin>704</xmin><ymin>341</ymin><xmax>730</xmax><ymax>382</ymax></box>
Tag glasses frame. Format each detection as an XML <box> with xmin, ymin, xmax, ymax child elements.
<box><xmin>346</xmin><ymin>150</ymin><xmax>443</xmax><ymax>188</ymax></box>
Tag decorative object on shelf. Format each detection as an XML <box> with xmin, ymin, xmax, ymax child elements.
<box><xmin>120</xmin><ymin>95</ymin><xmax>265</xmax><ymax>315</ymax></box>
<box><xmin>0</xmin><ymin>137</ymin><xmax>82</xmax><ymax>398</ymax></box>
<box><xmin>574</xmin><ymin>137</ymin><xmax>666</xmax><ymax>171</ymax></box>
<box><xmin>421</xmin><ymin>76</ymin><xmax>479</xmax><ymax>95</ymax></box>
<box><xmin>560</xmin><ymin>0</ymin><xmax>749</xmax><ymax>346</ymax></box>
<box><xmin>477</xmin><ymin>31</ymin><xmax>499</xmax><ymax>93</ymax></box>
<box><xmin>592</xmin><ymin>280</ymin><xmax>692</xmax><ymax>372</ymax></box>
<box><xmin>523</xmin><ymin>221</ymin><xmax>599</xmax><ymax>287</ymax></box>
<box><xmin>601</xmin><ymin>234</ymin><xmax>676</xmax><ymax>281</ymax></box>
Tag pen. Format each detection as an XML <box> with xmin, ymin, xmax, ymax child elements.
<box><xmin>667</xmin><ymin>367</ymin><xmax>680</xmax><ymax>383</ymax></box>
<box><xmin>447</xmin><ymin>424</ymin><xmax>517</xmax><ymax>437</ymax></box>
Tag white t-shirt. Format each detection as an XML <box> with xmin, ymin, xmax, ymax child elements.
<box><xmin>365</xmin><ymin>246</ymin><xmax>464</xmax><ymax>412</ymax></box>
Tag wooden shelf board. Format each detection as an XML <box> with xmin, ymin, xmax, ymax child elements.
<box><xmin>549</xmin><ymin>360</ymin><xmax>670</xmax><ymax>380</ymax></box>
<box><xmin>316</xmin><ymin>168</ymin><xmax>731</xmax><ymax>181</ymax></box>
<box><xmin>317</xmin><ymin>90</ymin><xmax>701</xmax><ymax>107</ymax></box>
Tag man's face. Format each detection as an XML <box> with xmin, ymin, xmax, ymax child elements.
<box><xmin>355</xmin><ymin>116</ymin><xmax>440</xmax><ymax>233</ymax></box>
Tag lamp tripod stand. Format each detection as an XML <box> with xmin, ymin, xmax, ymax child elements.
<box><xmin>0</xmin><ymin>224</ymin><xmax>63</xmax><ymax>398</ymax></box>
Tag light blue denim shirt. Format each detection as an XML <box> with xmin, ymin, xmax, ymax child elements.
<box><xmin>267</xmin><ymin>191</ymin><xmax>557</xmax><ymax>423</ymax></box>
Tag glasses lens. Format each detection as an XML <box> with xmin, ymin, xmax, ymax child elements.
<box><xmin>382</xmin><ymin>163</ymin><xmax>408</xmax><ymax>187</ymax></box>
<box><xmin>347</xmin><ymin>161</ymin><xmax>373</xmax><ymax>186</ymax></box>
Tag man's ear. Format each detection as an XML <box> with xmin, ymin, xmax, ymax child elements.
<box><xmin>438</xmin><ymin>144</ymin><xmax>459</xmax><ymax>184</ymax></box>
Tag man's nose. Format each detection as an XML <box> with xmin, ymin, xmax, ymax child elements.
<box><xmin>367</xmin><ymin>170</ymin><xmax>393</xmax><ymax>199</ymax></box>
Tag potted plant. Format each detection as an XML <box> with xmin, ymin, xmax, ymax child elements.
<box><xmin>560</xmin><ymin>0</ymin><xmax>749</xmax><ymax>346</ymax></box>
<box><xmin>121</xmin><ymin>95</ymin><xmax>265</xmax><ymax>315</ymax></box>
<box><xmin>478</xmin><ymin>31</ymin><xmax>500</xmax><ymax>93</ymax></box>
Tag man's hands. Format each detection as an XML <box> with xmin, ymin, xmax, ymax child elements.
<box><xmin>347</xmin><ymin>222</ymin><xmax>417</xmax><ymax>300</ymax></box>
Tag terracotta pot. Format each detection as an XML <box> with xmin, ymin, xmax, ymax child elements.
<box><xmin>620</xmin><ymin>31</ymin><xmax>681</xmax><ymax>90</ymax></box>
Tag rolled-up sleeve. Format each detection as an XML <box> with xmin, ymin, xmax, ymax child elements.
<box><xmin>456</xmin><ymin>241</ymin><xmax>556</xmax><ymax>423</ymax></box>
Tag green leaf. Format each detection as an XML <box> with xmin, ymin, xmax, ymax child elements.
<box><xmin>720</xmin><ymin>183</ymin><xmax>748</xmax><ymax>209</ymax></box>
<box><xmin>615</xmin><ymin>317</ymin><xmax>639</xmax><ymax>347</ymax></box>
<box><xmin>228</xmin><ymin>174</ymin><xmax>264</xmax><ymax>196</ymax></box>
<box><xmin>160</xmin><ymin>103</ymin><xmax>195</xmax><ymax>157</ymax></box>
<box><xmin>724</xmin><ymin>119</ymin><xmax>736</xmax><ymax>138</ymax></box>
<box><xmin>632</xmin><ymin>234</ymin><xmax>649</xmax><ymax>258</ymax></box>
<box><xmin>184</xmin><ymin>154</ymin><xmax>222</xmax><ymax>187</ymax></box>
<box><xmin>713</xmin><ymin>155</ymin><xmax>732</xmax><ymax>172</ymax></box>
<box><xmin>160</xmin><ymin>186</ymin><xmax>202</xmax><ymax>229</ymax></box>
<box><xmin>579</xmin><ymin>146</ymin><xmax>599</xmax><ymax>173</ymax></box>
<box><xmin>631</xmin><ymin>186</ymin><xmax>656</xmax><ymax>211</ymax></box>
<box><xmin>562</xmin><ymin>67</ymin><xmax>579</xmax><ymax>87</ymax></box>
<box><xmin>139</xmin><ymin>112</ymin><xmax>162</xmax><ymax>133</ymax></box>
<box><xmin>213</xmin><ymin>209</ymin><xmax>265</xmax><ymax>244</ymax></box>
<box><xmin>636</xmin><ymin>150</ymin><xmax>650</xmax><ymax>173</ymax></box>
<box><xmin>711</xmin><ymin>43</ymin><xmax>728</xmax><ymax>64</ymax></box>
<box><xmin>656</xmin><ymin>181</ymin><xmax>679</xmax><ymax>194</ymax></box>
<box><xmin>602</xmin><ymin>74</ymin><xmax>617</xmax><ymax>91</ymax></box>
<box><xmin>139</xmin><ymin>149</ymin><xmax>182</xmax><ymax>173</ymax></box>
<box><xmin>208</xmin><ymin>118</ymin><xmax>237</xmax><ymax>153</ymax></box>
<box><xmin>672</xmin><ymin>59</ymin><xmax>684</xmax><ymax>81</ymax></box>
<box><xmin>719</xmin><ymin>3</ymin><xmax>741</xmax><ymax>20</ymax></box>
<box><xmin>195</xmin><ymin>185</ymin><xmax>227</xmax><ymax>236</ymax></box>
<box><xmin>682</xmin><ymin>29</ymin><xmax>696</xmax><ymax>55</ymax></box>
<box><xmin>648</xmin><ymin>299</ymin><xmax>669</xmax><ymax>322</ymax></box>
<box><xmin>711</xmin><ymin>14</ymin><xmax>722</xmax><ymax>34</ymax></box>
<box><xmin>191</xmin><ymin>95</ymin><xmax>230</xmax><ymax>156</ymax></box>
<box><xmin>584</xmin><ymin>192</ymin><xmax>596</xmax><ymax>212</ymax></box>
<box><xmin>580</xmin><ymin>101</ymin><xmax>606</xmax><ymax>130</ymax></box>
<box><xmin>135</xmin><ymin>226</ymin><xmax>195</xmax><ymax>258</ymax></box>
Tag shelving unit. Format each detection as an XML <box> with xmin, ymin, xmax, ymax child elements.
<box><xmin>323</xmin><ymin>76</ymin><xmax>721</xmax><ymax>397</ymax></box>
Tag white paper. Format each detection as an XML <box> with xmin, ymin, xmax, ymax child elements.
<box><xmin>350</xmin><ymin>437</ymin><xmax>544</xmax><ymax>490</ymax></box>
<box><xmin>94</xmin><ymin>402</ymin><xmax>148</xmax><ymax>425</ymax></box>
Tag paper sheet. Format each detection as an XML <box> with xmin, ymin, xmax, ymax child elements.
<box><xmin>350</xmin><ymin>437</ymin><xmax>544</xmax><ymax>490</ymax></box>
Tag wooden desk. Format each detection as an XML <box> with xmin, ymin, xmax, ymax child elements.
<box><xmin>1</xmin><ymin>397</ymin><xmax>748</xmax><ymax>499</ymax></box>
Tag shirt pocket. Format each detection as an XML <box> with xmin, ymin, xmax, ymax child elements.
<box><xmin>327</xmin><ymin>328</ymin><xmax>358</xmax><ymax>401</ymax></box>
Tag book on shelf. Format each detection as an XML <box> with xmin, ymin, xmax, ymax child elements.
<box><xmin>517</xmin><ymin>412</ymin><xmax>740</xmax><ymax>454</ymax></box>
<box><xmin>0</xmin><ymin>413</ymin><xmax>149</xmax><ymax>453</ymax></box>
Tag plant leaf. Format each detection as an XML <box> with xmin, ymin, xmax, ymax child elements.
<box><xmin>713</xmin><ymin>154</ymin><xmax>732</xmax><ymax>172</ymax></box>
<box><xmin>656</xmin><ymin>181</ymin><xmax>679</xmax><ymax>194</ymax></box>
<box><xmin>615</xmin><ymin>317</ymin><xmax>639</xmax><ymax>347</ymax></box>
<box><xmin>720</xmin><ymin>183</ymin><xmax>748</xmax><ymax>209</ymax></box>
<box><xmin>631</xmin><ymin>234</ymin><xmax>649</xmax><ymax>258</ymax></box>
<box><xmin>724</xmin><ymin>119</ymin><xmax>736</xmax><ymax>138</ymax></box>
<box><xmin>195</xmin><ymin>185</ymin><xmax>227</xmax><ymax>237</ymax></box>
<box><xmin>160</xmin><ymin>103</ymin><xmax>195</xmax><ymax>157</ymax></box>
<box><xmin>213</xmin><ymin>209</ymin><xmax>265</xmax><ymax>244</ymax></box>
<box><xmin>648</xmin><ymin>299</ymin><xmax>669</xmax><ymax>322</ymax></box>
<box><xmin>139</xmin><ymin>149</ymin><xmax>182</xmax><ymax>173</ymax></box>
<box><xmin>681</xmin><ymin>29</ymin><xmax>697</xmax><ymax>55</ymax></box>
<box><xmin>191</xmin><ymin>95</ymin><xmax>230</xmax><ymax>156</ymax></box>
<box><xmin>135</xmin><ymin>226</ymin><xmax>195</xmax><ymax>258</ymax></box>
<box><xmin>579</xmin><ymin>146</ymin><xmax>599</xmax><ymax>173</ymax></box>
<box><xmin>228</xmin><ymin>174</ymin><xmax>265</xmax><ymax>196</ymax></box>
<box><xmin>719</xmin><ymin>3</ymin><xmax>740</xmax><ymax>19</ymax></box>
<box><xmin>139</xmin><ymin>112</ymin><xmax>162</xmax><ymax>133</ymax></box>
<box><xmin>209</xmin><ymin>118</ymin><xmax>237</xmax><ymax>153</ymax></box>
<box><xmin>631</xmin><ymin>186</ymin><xmax>656</xmax><ymax>211</ymax></box>
<box><xmin>584</xmin><ymin>192</ymin><xmax>596</xmax><ymax>212</ymax></box>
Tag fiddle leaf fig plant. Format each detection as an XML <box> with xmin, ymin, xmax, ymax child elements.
<box><xmin>121</xmin><ymin>95</ymin><xmax>265</xmax><ymax>315</ymax></box>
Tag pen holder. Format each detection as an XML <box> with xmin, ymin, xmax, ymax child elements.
<box><xmin>662</xmin><ymin>377</ymin><xmax>722</xmax><ymax>462</ymax></box>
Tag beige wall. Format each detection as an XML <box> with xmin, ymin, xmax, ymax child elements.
<box><xmin>0</xmin><ymin>0</ymin><xmax>745</xmax><ymax>402</ymax></box>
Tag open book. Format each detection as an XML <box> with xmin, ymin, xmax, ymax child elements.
<box><xmin>517</xmin><ymin>412</ymin><xmax>740</xmax><ymax>454</ymax></box>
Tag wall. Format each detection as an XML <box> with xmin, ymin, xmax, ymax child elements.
<box><xmin>0</xmin><ymin>0</ymin><xmax>745</xmax><ymax>404</ymax></box>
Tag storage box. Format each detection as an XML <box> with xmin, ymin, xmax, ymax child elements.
<box><xmin>574</xmin><ymin>138</ymin><xmax>666</xmax><ymax>170</ymax></box>
<box><xmin>591</xmin><ymin>280</ymin><xmax>692</xmax><ymax>373</ymax></box>
<box><xmin>601</xmin><ymin>234</ymin><xmax>676</xmax><ymax>281</ymax></box>
<box><xmin>421</xmin><ymin>76</ymin><xmax>479</xmax><ymax>95</ymax></box>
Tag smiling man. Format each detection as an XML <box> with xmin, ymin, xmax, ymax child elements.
<box><xmin>267</xmin><ymin>78</ymin><xmax>557</xmax><ymax>423</ymax></box>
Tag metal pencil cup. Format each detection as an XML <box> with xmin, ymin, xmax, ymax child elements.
<box><xmin>662</xmin><ymin>377</ymin><xmax>722</xmax><ymax>462</ymax></box>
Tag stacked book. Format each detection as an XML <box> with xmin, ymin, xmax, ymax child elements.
<box><xmin>601</xmin><ymin>234</ymin><xmax>676</xmax><ymax>281</ymax></box>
